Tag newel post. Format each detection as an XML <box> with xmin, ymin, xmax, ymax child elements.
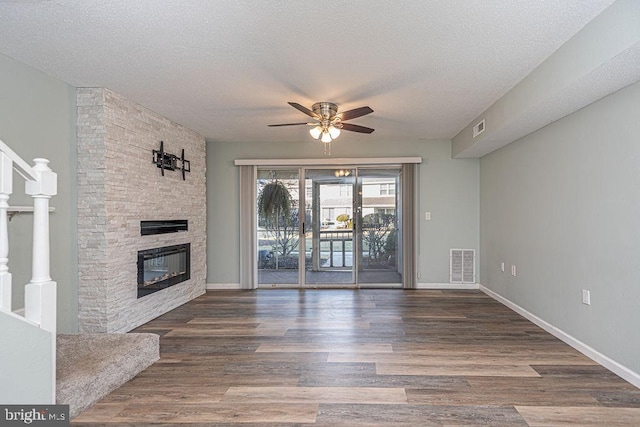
<box><xmin>24</xmin><ymin>158</ymin><xmax>57</xmax><ymax>335</ymax></box>
<box><xmin>0</xmin><ymin>152</ymin><xmax>12</xmax><ymax>312</ymax></box>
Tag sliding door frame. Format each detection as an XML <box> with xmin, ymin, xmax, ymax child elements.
<box><xmin>236</xmin><ymin>158</ymin><xmax>421</xmax><ymax>289</ymax></box>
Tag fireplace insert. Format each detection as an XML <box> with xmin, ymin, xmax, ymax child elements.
<box><xmin>137</xmin><ymin>243</ymin><xmax>190</xmax><ymax>298</ymax></box>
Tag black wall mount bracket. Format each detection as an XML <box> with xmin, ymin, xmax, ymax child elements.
<box><xmin>152</xmin><ymin>141</ymin><xmax>190</xmax><ymax>180</ymax></box>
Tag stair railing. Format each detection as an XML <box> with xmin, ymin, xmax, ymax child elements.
<box><xmin>0</xmin><ymin>138</ymin><xmax>57</xmax><ymax>402</ymax></box>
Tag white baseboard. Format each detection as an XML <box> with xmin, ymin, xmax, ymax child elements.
<box><xmin>479</xmin><ymin>284</ymin><xmax>640</xmax><ymax>389</ymax></box>
<box><xmin>205</xmin><ymin>283</ymin><xmax>242</xmax><ymax>290</ymax></box>
<box><xmin>416</xmin><ymin>282</ymin><xmax>479</xmax><ymax>290</ymax></box>
<box><xmin>358</xmin><ymin>283</ymin><xmax>403</xmax><ymax>289</ymax></box>
<box><xmin>258</xmin><ymin>283</ymin><xmax>304</xmax><ymax>289</ymax></box>
<box><xmin>206</xmin><ymin>282</ymin><xmax>479</xmax><ymax>290</ymax></box>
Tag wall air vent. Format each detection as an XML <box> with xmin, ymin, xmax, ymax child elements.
<box><xmin>472</xmin><ymin>119</ymin><xmax>485</xmax><ymax>138</ymax></box>
<box><xmin>450</xmin><ymin>249</ymin><xmax>475</xmax><ymax>284</ymax></box>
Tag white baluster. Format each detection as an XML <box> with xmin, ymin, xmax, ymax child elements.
<box><xmin>24</xmin><ymin>158</ymin><xmax>57</xmax><ymax>334</ymax></box>
<box><xmin>0</xmin><ymin>152</ymin><xmax>12</xmax><ymax>312</ymax></box>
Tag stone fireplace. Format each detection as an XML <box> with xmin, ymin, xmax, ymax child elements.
<box><xmin>76</xmin><ymin>88</ymin><xmax>206</xmax><ymax>333</ymax></box>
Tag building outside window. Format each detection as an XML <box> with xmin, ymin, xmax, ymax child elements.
<box><xmin>379</xmin><ymin>183</ymin><xmax>395</xmax><ymax>195</ymax></box>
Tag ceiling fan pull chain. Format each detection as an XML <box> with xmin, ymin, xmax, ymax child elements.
<box><xmin>323</xmin><ymin>141</ymin><xmax>332</xmax><ymax>156</ymax></box>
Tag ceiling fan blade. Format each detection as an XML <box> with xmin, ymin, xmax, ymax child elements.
<box><xmin>288</xmin><ymin>102</ymin><xmax>319</xmax><ymax>119</ymax></box>
<box><xmin>339</xmin><ymin>106</ymin><xmax>374</xmax><ymax>121</ymax></box>
<box><xmin>268</xmin><ymin>122</ymin><xmax>312</xmax><ymax>127</ymax></box>
<box><xmin>341</xmin><ymin>122</ymin><xmax>375</xmax><ymax>134</ymax></box>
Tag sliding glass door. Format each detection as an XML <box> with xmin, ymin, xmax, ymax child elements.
<box><xmin>357</xmin><ymin>168</ymin><xmax>402</xmax><ymax>285</ymax></box>
<box><xmin>304</xmin><ymin>169</ymin><xmax>356</xmax><ymax>285</ymax></box>
<box><xmin>256</xmin><ymin>166</ymin><xmax>403</xmax><ymax>287</ymax></box>
<box><xmin>256</xmin><ymin>169</ymin><xmax>301</xmax><ymax>286</ymax></box>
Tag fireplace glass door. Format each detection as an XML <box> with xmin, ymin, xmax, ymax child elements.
<box><xmin>137</xmin><ymin>243</ymin><xmax>190</xmax><ymax>298</ymax></box>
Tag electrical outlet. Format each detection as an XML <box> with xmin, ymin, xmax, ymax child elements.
<box><xmin>582</xmin><ymin>289</ymin><xmax>591</xmax><ymax>305</ymax></box>
<box><xmin>417</xmin><ymin>272</ymin><xmax>421</xmax><ymax>279</ymax></box>
<box><xmin>500</xmin><ymin>262</ymin><xmax>505</xmax><ymax>272</ymax></box>
<box><xmin>425</xmin><ymin>212</ymin><xmax>431</xmax><ymax>221</ymax></box>
<box><xmin>511</xmin><ymin>265</ymin><xmax>517</xmax><ymax>277</ymax></box>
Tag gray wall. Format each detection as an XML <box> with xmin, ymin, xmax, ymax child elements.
<box><xmin>480</xmin><ymin>80</ymin><xmax>640</xmax><ymax>373</ymax></box>
<box><xmin>453</xmin><ymin>0</ymin><xmax>640</xmax><ymax>159</ymax></box>
<box><xmin>206</xmin><ymin>138</ymin><xmax>479</xmax><ymax>285</ymax></box>
<box><xmin>0</xmin><ymin>53</ymin><xmax>78</xmax><ymax>333</ymax></box>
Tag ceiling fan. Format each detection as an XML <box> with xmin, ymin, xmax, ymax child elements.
<box><xmin>268</xmin><ymin>102</ymin><xmax>375</xmax><ymax>145</ymax></box>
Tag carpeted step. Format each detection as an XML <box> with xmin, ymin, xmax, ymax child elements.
<box><xmin>56</xmin><ymin>333</ymin><xmax>159</xmax><ymax>418</ymax></box>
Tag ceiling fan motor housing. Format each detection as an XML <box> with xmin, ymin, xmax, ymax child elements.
<box><xmin>312</xmin><ymin>102</ymin><xmax>339</xmax><ymax>120</ymax></box>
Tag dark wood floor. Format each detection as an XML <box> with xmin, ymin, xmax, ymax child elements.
<box><xmin>72</xmin><ymin>290</ymin><xmax>640</xmax><ymax>426</ymax></box>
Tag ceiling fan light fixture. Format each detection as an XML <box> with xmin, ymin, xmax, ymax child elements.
<box><xmin>309</xmin><ymin>126</ymin><xmax>323</xmax><ymax>139</ymax></box>
<box><xmin>321</xmin><ymin>131</ymin><xmax>332</xmax><ymax>143</ymax></box>
<box><xmin>328</xmin><ymin>125</ymin><xmax>341</xmax><ymax>140</ymax></box>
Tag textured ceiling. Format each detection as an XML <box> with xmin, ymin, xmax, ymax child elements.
<box><xmin>0</xmin><ymin>0</ymin><xmax>617</xmax><ymax>145</ymax></box>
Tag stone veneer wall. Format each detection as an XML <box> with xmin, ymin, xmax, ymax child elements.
<box><xmin>76</xmin><ymin>88</ymin><xmax>206</xmax><ymax>333</ymax></box>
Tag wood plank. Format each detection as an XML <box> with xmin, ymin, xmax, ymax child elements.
<box><xmin>298</xmin><ymin>371</ymin><xmax>471</xmax><ymax>388</ymax></box>
<box><xmin>71</xmin><ymin>403</ymin><xmax>126</xmax><ymax>423</ymax></box>
<box><xmin>260</xmin><ymin>320</ymin><xmax>371</xmax><ymax>330</ymax></box>
<box><xmin>515</xmin><ymin>406</ymin><xmax>640</xmax><ymax>426</ymax></box>
<box><xmin>77</xmin><ymin>403</ymin><xmax>319</xmax><ymax>424</ymax></box>
<box><xmin>376</xmin><ymin>363</ymin><xmax>541</xmax><ymax>377</ymax></box>
<box><xmin>164</xmin><ymin>326</ymin><xmax>288</xmax><ymax>337</ymax></box>
<box><xmin>329</xmin><ymin>352</ymin><xmax>597</xmax><ymax>365</ymax></box>
<box><xmin>255</xmin><ymin>343</ymin><xmax>393</xmax><ymax>353</ymax></box>
<box><xmin>391</xmin><ymin>342</ymin><xmax>584</xmax><ymax>356</ymax></box>
<box><xmin>314</xmin><ymin>403</ymin><xmax>528</xmax><ymax>426</ymax></box>
<box><xmin>406</xmin><ymin>387</ymin><xmax>601</xmax><ymax>406</ymax></box>
<box><xmin>222</xmin><ymin>386</ymin><xmax>407</xmax><ymax>404</ymax></box>
<box><xmin>125</xmin><ymin>374</ymin><xmax>301</xmax><ymax>387</ymax></box>
<box><xmin>99</xmin><ymin>386</ymin><xmax>227</xmax><ymax>404</ymax></box>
